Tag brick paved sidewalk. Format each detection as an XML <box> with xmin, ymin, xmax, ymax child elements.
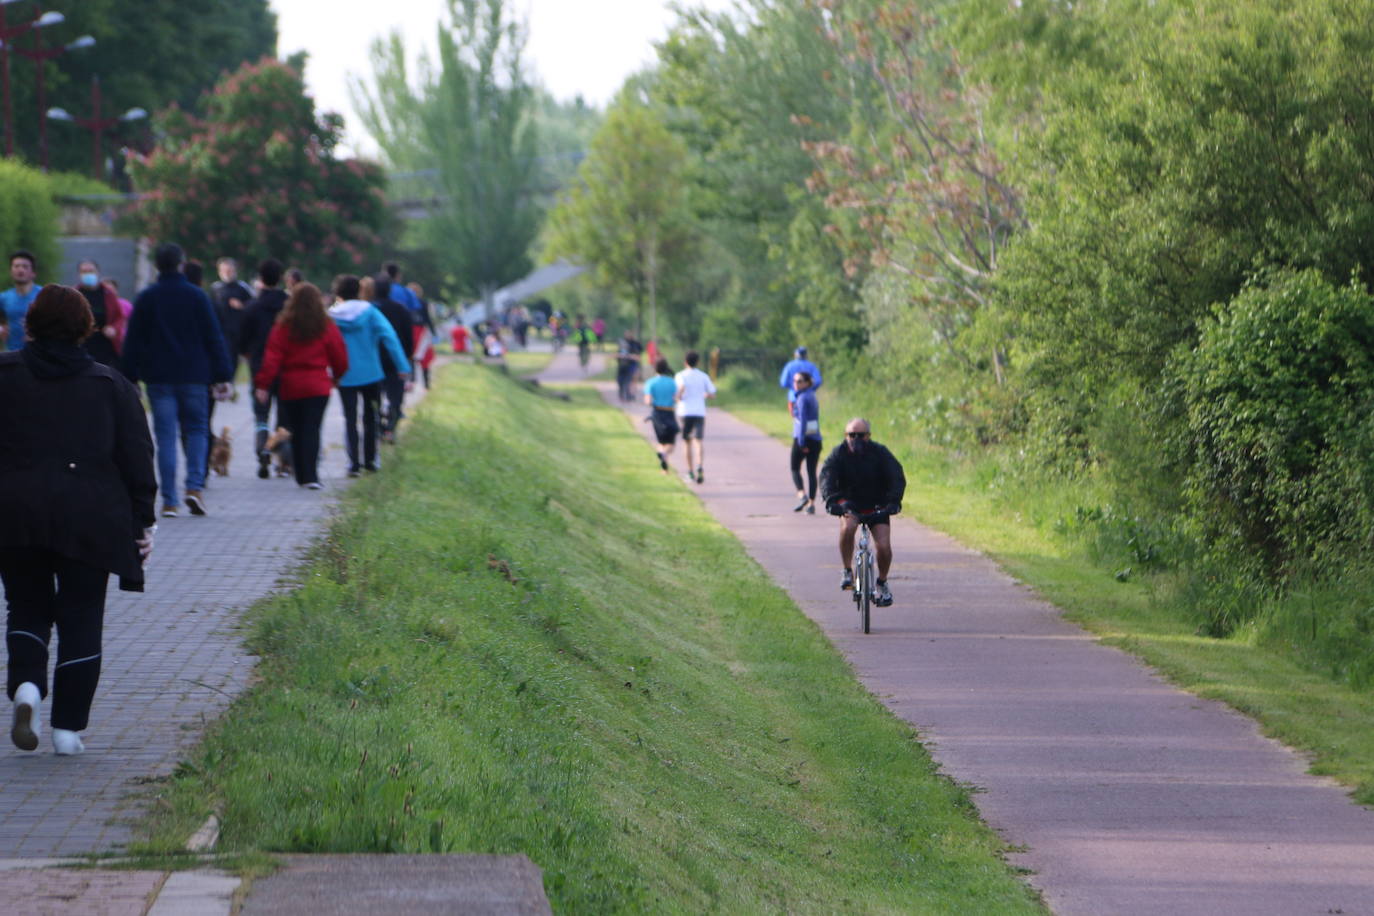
<box><xmin>0</xmin><ymin>379</ymin><xmax>430</xmax><ymax>858</ymax></box>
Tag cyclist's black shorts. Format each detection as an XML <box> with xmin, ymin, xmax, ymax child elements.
<box><xmin>650</xmin><ymin>410</ymin><xmax>679</xmax><ymax>445</ymax></box>
<box><xmin>847</xmin><ymin>507</ymin><xmax>891</xmax><ymax>527</ymax></box>
<box><xmin>681</xmin><ymin>415</ymin><xmax>705</xmax><ymax>440</ymax></box>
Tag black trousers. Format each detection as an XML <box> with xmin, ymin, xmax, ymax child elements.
<box><xmin>280</xmin><ymin>395</ymin><xmax>328</xmax><ymax>485</ymax></box>
<box><xmin>253</xmin><ymin>382</ymin><xmax>280</xmax><ymax>455</ymax></box>
<box><xmin>791</xmin><ymin>441</ymin><xmax>819</xmax><ymax>500</ymax></box>
<box><xmin>339</xmin><ymin>382</ymin><xmax>382</xmax><ymax>470</ymax></box>
<box><xmin>1</xmin><ymin>547</ymin><xmax>108</xmax><ymax>731</ymax></box>
<box><xmin>381</xmin><ymin>374</ymin><xmax>406</xmax><ymax>433</ymax></box>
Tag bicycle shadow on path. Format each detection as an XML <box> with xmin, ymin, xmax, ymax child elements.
<box><xmin>534</xmin><ymin>347</ymin><xmax>1374</xmax><ymax>916</ymax></box>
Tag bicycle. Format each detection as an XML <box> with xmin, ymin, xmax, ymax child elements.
<box><xmin>851</xmin><ymin>512</ymin><xmax>879</xmax><ymax>633</ymax></box>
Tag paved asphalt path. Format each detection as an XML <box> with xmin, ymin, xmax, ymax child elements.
<box><xmin>538</xmin><ymin>348</ymin><xmax>1374</xmax><ymax>915</ymax></box>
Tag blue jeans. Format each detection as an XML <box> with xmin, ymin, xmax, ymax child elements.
<box><xmin>146</xmin><ymin>382</ymin><xmax>209</xmax><ymax>508</ymax></box>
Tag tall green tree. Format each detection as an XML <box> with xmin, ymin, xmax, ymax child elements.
<box><xmin>546</xmin><ymin>93</ymin><xmax>695</xmax><ymax>342</ymax></box>
<box><xmin>3</xmin><ymin>0</ymin><xmax>276</xmax><ymax>178</ymax></box>
<box><xmin>352</xmin><ymin>0</ymin><xmax>541</xmax><ymax>302</ymax></box>
<box><xmin>129</xmin><ymin>59</ymin><xmax>391</xmax><ymax>280</ymax></box>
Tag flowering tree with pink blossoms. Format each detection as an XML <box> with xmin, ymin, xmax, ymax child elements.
<box><xmin>129</xmin><ymin>58</ymin><xmax>392</xmax><ymax>280</ymax></box>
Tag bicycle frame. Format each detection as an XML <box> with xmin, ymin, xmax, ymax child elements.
<box><xmin>852</xmin><ymin>520</ymin><xmax>875</xmax><ymax>633</ymax></box>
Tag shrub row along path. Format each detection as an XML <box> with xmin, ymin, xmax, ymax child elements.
<box><xmin>537</xmin><ymin>347</ymin><xmax>1374</xmax><ymax>915</ymax></box>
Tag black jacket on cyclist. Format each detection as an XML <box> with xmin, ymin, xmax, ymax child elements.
<box><xmin>820</xmin><ymin>440</ymin><xmax>906</xmax><ymax>516</ymax></box>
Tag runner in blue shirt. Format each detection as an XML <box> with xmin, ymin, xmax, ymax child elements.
<box><xmin>643</xmin><ymin>358</ymin><xmax>680</xmax><ymax>473</ymax></box>
<box><xmin>0</xmin><ymin>250</ymin><xmax>40</xmax><ymax>351</ymax></box>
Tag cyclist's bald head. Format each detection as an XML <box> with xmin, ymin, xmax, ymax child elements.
<box><xmin>844</xmin><ymin>418</ymin><xmax>871</xmax><ymax>436</ymax></box>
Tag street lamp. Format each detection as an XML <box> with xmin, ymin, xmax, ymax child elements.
<box><xmin>46</xmin><ymin>76</ymin><xmax>144</xmax><ymax>179</ymax></box>
<box><xmin>15</xmin><ymin>17</ymin><xmax>92</xmax><ymax>170</ymax></box>
<box><xmin>0</xmin><ymin>2</ymin><xmax>66</xmax><ymax>157</ymax></box>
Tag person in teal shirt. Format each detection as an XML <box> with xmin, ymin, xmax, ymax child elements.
<box><xmin>643</xmin><ymin>358</ymin><xmax>680</xmax><ymax>473</ymax></box>
<box><xmin>0</xmin><ymin>250</ymin><xmax>40</xmax><ymax>351</ymax></box>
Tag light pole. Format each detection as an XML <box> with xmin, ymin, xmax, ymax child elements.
<box><xmin>16</xmin><ymin>20</ymin><xmax>91</xmax><ymax>170</ymax></box>
<box><xmin>48</xmin><ymin>76</ymin><xmax>144</xmax><ymax>180</ymax></box>
<box><xmin>0</xmin><ymin>2</ymin><xmax>64</xmax><ymax>158</ymax></box>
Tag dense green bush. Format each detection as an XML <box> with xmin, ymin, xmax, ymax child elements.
<box><xmin>1171</xmin><ymin>269</ymin><xmax>1374</xmax><ymax>577</ymax></box>
<box><xmin>0</xmin><ymin>160</ymin><xmax>60</xmax><ymax>284</ymax></box>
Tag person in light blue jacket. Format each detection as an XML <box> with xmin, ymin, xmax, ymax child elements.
<box><xmin>790</xmin><ymin>370</ymin><xmax>823</xmax><ymax>514</ymax></box>
<box><xmin>779</xmin><ymin>345</ymin><xmax>822</xmax><ymax>412</ymax></box>
<box><xmin>327</xmin><ymin>275</ymin><xmax>410</xmax><ymax>475</ymax></box>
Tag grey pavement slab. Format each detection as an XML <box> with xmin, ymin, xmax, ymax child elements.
<box><xmin>1</xmin><ymin>379</ymin><xmax>429</xmax><ymax>857</ymax></box>
<box><xmin>241</xmin><ymin>854</ymin><xmax>551</xmax><ymax>915</ymax></box>
<box><xmin>533</xmin><ymin>348</ymin><xmax>1374</xmax><ymax>915</ymax></box>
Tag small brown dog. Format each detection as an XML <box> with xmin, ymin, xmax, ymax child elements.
<box><xmin>208</xmin><ymin>426</ymin><xmax>233</xmax><ymax>476</ymax></box>
<box><xmin>264</xmin><ymin>426</ymin><xmax>293</xmax><ymax>477</ymax></box>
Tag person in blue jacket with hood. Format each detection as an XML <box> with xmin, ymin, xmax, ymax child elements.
<box><xmin>779</xmin><ymin>345</ymin><xmax>822</xmax><ymax>414</ymax></box>
<box><xmin>790</xmin><ymin>370</ymin><xmax>822</xmax><ymax>514</ymax></box>
<box><xmin>327</xmin><ymin>274</ymin><xmax>410</xmax><ymax>476</ymax></box>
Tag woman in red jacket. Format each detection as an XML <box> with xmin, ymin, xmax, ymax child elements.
<box><xmin>253</xmin><ymin>282</ymin><xmax>348</xmax><ymax>489</ymax></box>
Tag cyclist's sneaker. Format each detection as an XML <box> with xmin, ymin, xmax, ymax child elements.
<box><xmin>840</xmin><ymin>568</ymin><xmax>853</xmax><ymax>591</ymax></box>
<box><xmin>875</xmin><ymin>580</ymin><xmax>893</xmax><ymax>607</ymax></box>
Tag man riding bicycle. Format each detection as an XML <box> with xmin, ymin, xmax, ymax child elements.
<box><xmin>820</xmin><ymin>418</ymin><xmax>906</xmax><ymax>607</ymax></box>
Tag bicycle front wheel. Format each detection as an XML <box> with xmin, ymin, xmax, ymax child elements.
<box><xmin>859</xmin><ymin>548</ymin><xmax>872</xmax><ymax>634</ymax></box>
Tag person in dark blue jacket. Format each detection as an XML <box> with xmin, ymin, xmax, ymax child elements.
<box><xmin>121</xmin><ymin>243</ymin><xmax>234</xmax><ymax>518</ymax></box>
<box><xmin>779</xmin><ymin>345</ymin><xmax>822</xmax><ymax>413</ymax></box>
<box><xmin>790</xmin><ymin>370</ymin><xmax>823</xmax><ymax>514</ymax></box>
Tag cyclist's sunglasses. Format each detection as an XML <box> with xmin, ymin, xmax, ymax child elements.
<box><xmin>846</xmin><ymin>431</ymin><xmax>870</xmax><ymax>439</ymax></box>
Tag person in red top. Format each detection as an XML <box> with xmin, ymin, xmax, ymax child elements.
<box><xmin>253</xmin><ymin>283</ymin><xmax>348</xmax><ymax>489</ymax></box>
<box><xmin>450</xmin><ymin>322</ymin><xmax>469</xmax><ymax>354</ymax></box>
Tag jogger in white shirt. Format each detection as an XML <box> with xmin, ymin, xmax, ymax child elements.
<box><xmin>674</xmin><ymin>350</ymin><xmax>717</xmax><ymax>484</ymax></box>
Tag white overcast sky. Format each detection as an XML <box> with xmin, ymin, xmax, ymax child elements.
<box><xmin>271</xmin><ymin>0</ymin><xmax>738</xmax><ymax>158</ymax></box>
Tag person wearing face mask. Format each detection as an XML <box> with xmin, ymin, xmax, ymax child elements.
<box><xmin>820</xmin><ymin>417</ymin><xmax>906</xmax><ymax>607</ymax></box>
<box><xmin>75</xmin><ymin>259</ymin><xmax>126</xmax><ymax>372</ymax></box>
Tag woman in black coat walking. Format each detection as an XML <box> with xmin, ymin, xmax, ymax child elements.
<box><xmin>0</xmin><ymin>285</ymin><xmax>157</xmax><ymax>755</ymax></box>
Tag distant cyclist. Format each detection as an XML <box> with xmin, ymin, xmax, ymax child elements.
<box><xmin>820</xmin><ymin>418</ymin><xmax>906</xmax><ymax>607</ymax></box>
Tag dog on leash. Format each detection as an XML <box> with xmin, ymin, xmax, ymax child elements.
<box><xmin>208</xmin><ymin>426</ymin><xmax>233</xmax><ymax>476</ymax></box>
<box><xmin>264</xmin><ymin>426</ymin><xmax>293</xmax><ymax>478</ymax></box>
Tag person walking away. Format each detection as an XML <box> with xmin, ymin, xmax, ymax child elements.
<box><xmin>75</xmin><ymin>260</ymin><xmax>125</xmax><ymax>372</ymax></box>
<box><xmin>122</xmin><ymin>243</ymin><xmax>234</xmax><ymax>517</ymax></box>
<box><xmin>328</xmin><ymin>275</ymin><xmax>410</xmax><ymax>476</ymax></box>
<box><xmin>790</xmin><ymin>371</ymin><xmax>822</xmax><ymax>514</ymax></box>
<box><xmin>0</xmin><ymin>250</ymin><xmax>40</xmax><ymax>352</ymax></box>
<box><xmin>779</xmin><ymin>346</ymin><xmax>822</xmax><ymax>416</ymax></box>
<box><xmin>593</xmin><ymin>316</ymin><xmax>606</xmax><ymax>349</ymax></box>
<box><xmin>0</xmin><ymin>285</ymin><xmax>157</xmax><ymax>755</ymax></box>
<box><xmin>644</xmin><ymin>358</ymin><xmax>680</xmax><ymax>473</ymax></box>
<box><xmin>406</xmin><ymin>281</ymin><xmax>437</xmax><ymax>388</ymax></box>
<box><xmin>210</xmin><ymin>257</ymin><xmax>252</xmax><ymax>375</ymax></box>
<box><xmin>819</xmin><ymin>417</ymin><xmax>906</xmax><ymax>607</ymax></box>
<box><xmin>372</xmin><ymin>274</ymin><xmax>415</xmax><ymax>444</ymax></box>
<box><xmin>615</xmin><ymin>330</ymin><xmax>642</xmax><ymax>402</ymax></box>
<box><xmin>253</xmin><ymin>282</ymin><xmax>348</xmax><ymax>489</ymax></box>
<box><xmin>674</xmin><ymin>350</ymin><xmax>717</xmax><ymax>484</ymax></box>
<box><xmin>103</xmin><ymin>276</ymin><xmax>133</xmax><ymax>351</ymax></box>
<box><xmin>574</xmin><ymin>315</ymin><xmax>593</xmax><ymax>372</ymax></box>
<box><xmin>237</xmin><ymin>259</ymin><xmax>290</xmax><ymax>479</ymax></box>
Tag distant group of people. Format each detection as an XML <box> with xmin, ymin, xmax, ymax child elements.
<box><xmin>0</xmin><ymin>241</ymin><xmax>442</xmax><ymax>755</ymax></box>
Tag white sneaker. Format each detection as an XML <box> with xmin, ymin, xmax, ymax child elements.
<box><xmin>11</xmin><ymin>682</ymin><xmax>40</xmax><ymax>751</ymax></box>
<box><xmin>51</xmin><ymin>728</ymin><xmax>84</xmax><ymax>756</ymax></box>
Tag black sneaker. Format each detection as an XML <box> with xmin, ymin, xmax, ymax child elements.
<box><xmin>875</xmin><ymin>581</ymin><xmax>893</xmax><ymax>607</ymax></box>
<box><xmin>840</xmin><ymin>569</ymin><xmax>853</xmax><ymax>591</ymax></box>
<box><xmin>658</xmin><ymin>454</ymin><xmax>668</xmax><ymax>472</ymax></box>
<box><xmin>695</xmin><ymin>468</ymin><xmax>704</xmax><ymax>484</ymax></box>
<box><xmin>184</xmin><ymin>491</ymin><xmax>207</xmax><ymax>516</ymax></box>
<box><xmin>794</xmin><ymin>496</ymin><xmax>810</xmax><ymax>512</ymax></box>
<box><xmin>257</xmin><ymin>450</ymin><xmax>271</xmax><ymax>479</ymax></box>
<box><xmin>347</xmin><ymin>466</ymin><xmax>361</xmax><ymax>478</ymax></box>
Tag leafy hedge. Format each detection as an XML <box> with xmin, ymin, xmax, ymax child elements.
<box><xmin>0</xmin><ymin>159</ymin><xmax>60</xmax><ymax>283</ymax></box>
<box><xmin>1172</xmin><ymin>269</ymin><xmax>1374</xmax><ymax>578</ymax></box>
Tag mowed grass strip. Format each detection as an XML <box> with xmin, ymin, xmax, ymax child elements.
<box><xmin>141</xmin><ymin>362</ymin><xmax>1042</xmax><ymax>914</ymax></box>
<box><xmin>719</xmin><ymin>373</ymin><xmax>1374</xmax><ymax>805</ymax></box>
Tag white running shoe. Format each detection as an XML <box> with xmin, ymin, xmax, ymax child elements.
<box><xmin>51</xmin><ymin>728</ymin><xmax>84</xmax><ymax>756</ymax></box>
<box><xmin>11</xmin><ymin>682</ymin><xmax>40</xmax><ymax>751</ymax></box>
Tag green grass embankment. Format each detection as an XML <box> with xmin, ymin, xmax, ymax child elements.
<box><xmin>715</xmin><ymin>371</ymin><xmax>1374</xmax><ymax>805</ymax></box>
<box><xmin>142</xmin><ymin>362</ymin><xmax>1042</xmax><ymax>913</ymax></box>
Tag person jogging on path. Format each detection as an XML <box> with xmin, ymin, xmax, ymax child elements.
<box><xmin>644</xmin><ymin>358</ymin><xmax>680</xmax><ymax>473</ymax></box>
<box><xmin>674</xmin><ymin>350</ymin><xmax>716</xmax><ymax>484</ymax></box>
<box><xmin>779</xmin><ymin>345</ymin><xmax>822</xmax><ymax>414</ymax></box>
<box><xmin>790</xmin><ymin>370</ymin><xmax>822</xmax><ymax>514</ymax></box>
<box><xmin>820</xmin><ymin>417</ymin><xmax>906</xmax><ymax>607</ymax></box>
